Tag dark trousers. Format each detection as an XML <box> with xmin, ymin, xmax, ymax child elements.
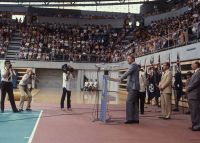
<box><xmin>138</xmin><ymin>91</ymin><xmax>146</xmax><ymax>114</ymax></box>
<box><xmin>1</xmin><ymin>81</ymin><xmax>18</xmax><ymax>112</ymax></box>
<box><xmin>174</xmin><ymin>90</ymin><xmax>182</xmax><ymax>109</ymax></box>
<box><xmin>126</xmin><ymin>90</ymin><xmax>139</xmax><ymax>121</ymax></box>
<box><xmin>189</xmin><ymin>99</ymin><xmax>200</xmax><ymax>129</ymax></box>
<box><xmin>60</xmin><ymin>87</ymin><xmax>71</xmax><ymax>109</ymax></box>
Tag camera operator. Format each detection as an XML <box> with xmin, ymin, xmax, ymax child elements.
<box><xmin>60</xmin><ymin>64</ymin><xmax>74</xmax><ymax>111</ymax></box>
<box><xmin>1</xmin><ymin>60</ymin><xmax>19</xmax><ymax>113</ymax></box>
<box><xmin>18</xmin><ymin>68</ymin><xmax>36</xmax><ymax>112</ymax></box>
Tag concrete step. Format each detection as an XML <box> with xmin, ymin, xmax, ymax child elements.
<box><xmin>8</xmin><ymin>48</ymin><xmax>20</xmax><ymax>52</ymax></box>
<box><xmin>10</xmin><ymin>41</ymin><xmax>21</xmax><ymax>44</ymax></box>
<box><xmin>7</xmin><ymin>49</ymin><xmax>19</xmax><ymax>53</ymax></box>
<box><xmin>6</xmin><ymin>54</ymin><xmax>17</xmax><ymax>57</ymax></box>
<box><xmin>9</xmin><ymin>44</ymin><xmax>20</xmax><ymax>47</ymax></box>
<box><xmin>7</xmin><ymin>52</ymin><xmax>18</xmax><ymax>54</ymax></box>
<box><xmin>6</xmin><ymin>57</ymin><xmax>16</xmax><ymax>59</ymax></box>
<box><xmin>13</xmin><ymin>33</ymin><xmax>21</xmax><ymax>36</ymax></box>
<box><xmin>126</xmin><ymin>35</ymin><xmax>133</xmax><ymax>38</ymax></box>
<box><xmin>8</xmin><ymin>45</ymin><xmax>20</xmax><ymax>49</ymax></box>
<box><xmin>12</xmin><ymin>37</ymin><xmax>22</xmax><ymax>41</ymax></box>
<box><xmin>6</xmin><ymin>58</ymin><xmax>17</xmax><ymax>60</ymax></box>
<box><xmin>10</xmin><ymin>44</ymin><xmax>21</xmax><ymax>47</ymax></box>
<box><xmin>121</xmin><ymin>39</ymin><xmax>130</xmax><ymax>43</ymax></box>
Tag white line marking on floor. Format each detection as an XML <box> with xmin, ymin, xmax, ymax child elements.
<box><xmin>28</xmin><ymin>110</ymin><xmax>43</xmax><ymax>143</ymax></box>
<box><xmin>24</xmin><ymin>137</ymin><xmax>30</xmax><ymax>139</ymax></box>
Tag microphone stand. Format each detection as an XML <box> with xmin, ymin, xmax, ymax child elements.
<box><xmin>92</xmin><ymin>66</ymin><xmax>100</xmax><ymax>122</ymax></box>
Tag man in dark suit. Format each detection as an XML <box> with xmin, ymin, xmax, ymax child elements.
<box><xmin>109</xmin><ymin>54</ymin><xmax>140</xmax><ymax>124</ymax></box>
<box><xmin>173</xmin><ymin>67</ymin><xmax>183</xmax><ymax>112</ymax></box>
<box><xmin>187</xmin><ymin>61</ymin><xmax>200</xmax><ymax>131</ymax></box>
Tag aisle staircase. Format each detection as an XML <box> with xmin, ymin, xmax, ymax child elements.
<box><xmin>6</xmin><ymin>30</ymin><xmax>22</xmax><ymax>60</ymax></box>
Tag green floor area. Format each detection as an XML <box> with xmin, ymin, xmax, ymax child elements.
<box><xmin>0</xmin><ymin>110</ymin><xmax>41</xmax><ymax>143</ymax></box>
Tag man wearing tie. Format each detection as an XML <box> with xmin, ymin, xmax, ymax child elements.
<box><xmin>187</xmin><ymin>61</ymin><xmax>200</xmax><ymax>131</ymax></box>
<box><xmin>1</xmin><ymin>60</ymin><xmax>19</xmax><ymax>113</ymax></box>
<box><xmin>159</xmin><ymin>62</ymin><xmax>172</xmax><ymax>120</ymax></box>
<box><xmin>109</xmin><ymin>54</ymin><xmax>140</xmax><ymax>124</ymax></box>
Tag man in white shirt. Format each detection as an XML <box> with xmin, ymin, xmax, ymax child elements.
<box><xmin>1</xmin><ymin>60</ymin><xmax>19</xmax><ymax>113</ymax></box>
<box><xmin>18</xmin><ymin>68</ymin><xmax>34</xmax><ymax>112</ymax></box>
<box><xmin>60</xmin><ymin>70</ymin><xmax>73</xmax><ymax>111</ymax></box>
<box><xmin>138</xmin><ymin>65</ymin><xmax>147</xmax><ymax>114</ymax></box>
<box><xmin>84</xmin><ymin>80</ymin><xmax>89</xmax><ymax>91</ymax></box>
<box><xmin>88</xmin><ymin>79</ymin><xmax>93</xmax><ymax>91</ymax></box>
<box><xmin>93</xmin><ymin>79</ymin><xmax>98</xmax><ymax>91</ymax></box>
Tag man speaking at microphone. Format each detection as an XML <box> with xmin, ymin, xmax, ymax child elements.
<box><xmin>109</xmin><ymin>54</ymin><xmax>140</xmax><ymax>124</ymax></box>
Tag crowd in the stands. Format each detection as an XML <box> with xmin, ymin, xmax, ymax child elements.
<box><xmin>18</xmin><ymin>23</ymin><xmax>133</xmax><ymax>62</ymax></box>
<box><xmin>0</xmin><ymin>1</ymin><xmax>200</xmax><ymax>62</ymax></box>
<box><xmin>133</xmin><ymin>1</ymin><xmax>200</xmax><ymax>57</ymax></box>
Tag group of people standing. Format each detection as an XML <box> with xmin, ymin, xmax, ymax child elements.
<box><xmin>1</xmin><ymin>60</ymin><xmax>35</xmax><ymax>113</ymax></box>
<box><xmin>110</xmin><ymin>54</ymin><xmax>200</xmax><ymax>131</ymax></box>
<box><xmin>83</xmin><ymin>79</ymin><xmax>98</xmax><ymax>92</ymax></box>
<box><xmin>1</xmin><ymin>57</ymin><xmax>200</xmax><ymax>131</ymax></box>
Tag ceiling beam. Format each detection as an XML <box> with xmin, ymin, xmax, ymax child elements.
<box><xmin>0</xmin><ymin>1</ymin><xmax>156</xmax><ymax>7</ymax></box>
<box><xmin>0</xmin><ymin>0</ymin><xmax>120</xmax><ymax>2</ymax></box>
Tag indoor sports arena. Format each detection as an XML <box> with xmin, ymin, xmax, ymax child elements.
<box><xmin>0</xmin><ymin>0</ymin><xmax>200</xmax><ymax>143</ymax></box>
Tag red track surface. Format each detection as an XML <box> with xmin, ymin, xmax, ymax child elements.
<box><xmin>31</xmin><ymin>104</ymin><xmax>200</xmax><ymax>143</ymax></box>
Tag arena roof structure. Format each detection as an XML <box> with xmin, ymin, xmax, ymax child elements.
<box><xmin>0</xmin><ymin>0</ymin><xmax>157</xmax><ymax>7</ymax></box>
<box><xmin>0</xmin><ymin>0</ymin><xmax>181</xmax><ymax>13</ymax></box>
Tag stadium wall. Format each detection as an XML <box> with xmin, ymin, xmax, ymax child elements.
<box><xmin>0</xmin><ymin>5</ymin><xmax>27</xmax><ymax>13</ymax></box>
<box><xmin>37</xmin><ymin>16</ymin><xmax>124</xmax><ymax>28</ymax></box>
<box><xmin>34</xmin><ymin>69</ymin><xmax>118</xmax><ymax>91</ymax></box>
<box><xmin>135</xmin><ymin>42</ymin><xmax>200</xmax><ymax>66</ymax></box>
<box><xmin>144</xmin><ymin>6</ymin><xmax>190</xmax><ymax>26</ymax></box>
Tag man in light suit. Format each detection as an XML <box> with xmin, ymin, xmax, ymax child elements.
<box><xmin>109</xmin><ymin>54</ymin><xmax>140</xmax><ymax>124</ymax></box>
<box><xmin>159</xmin><ymin>62</ymin><xmax>172</xmax><ymax>120</ymax></box>
<box><xmin>187</xmin><ymin>61</ymin><xmax>200</xmax><ymax>131</ymax></box>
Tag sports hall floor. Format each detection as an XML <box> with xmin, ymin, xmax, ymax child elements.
<box><xmin>0</xmin><ymin>88</ymin><xmax>200</xmax><ymax>143</ymax></box>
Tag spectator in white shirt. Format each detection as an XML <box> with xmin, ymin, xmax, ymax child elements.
<box><xmin>84</xmin><ymin>80</ymin><xmax>89</xmax><ymax>91</ymax></box>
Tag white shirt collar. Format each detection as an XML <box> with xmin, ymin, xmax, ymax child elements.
<box><xmin>195</xmin><ymin>68</ymin><xmax>200</xmax><ymax>73</ymax></box>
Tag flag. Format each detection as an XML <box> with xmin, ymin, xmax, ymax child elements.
<box><xmin>168</xmin><ymin>53</ymin><xmax>172</xmax><ymax>70</ymax></box>
<box><xmin>144</xmin><ymin>58</ymin><xmax>147</xmax><ymax>77</ymax></box>
<box><xmin>168</xmin><ymin>53</ymin><xmax>170</xmax><ymax>64</ymax></box>
<box><xmin>147</xmin><ymin>56</ymin><xmax>156</xmax><ymax>99</ymax></box>
<box><xmin>177</xmin><ymin>52</ymin><xmax>181</xmax><ymax>71</ymax></box>
<box><xmin>150</xmin><ymin>55</ymin><xmax>154</xmax><ymax>65</ymax></box>
<box><xmin>154</xmin><ymin>55</ymin><xmax>162</xmax><ymax>98</ymax></box>
<box><xmin>158</xmin><ymin>55</ymin><xmax>162</xmax><ymax>72</ymax></box>
<box><xmin>174</xmin><ymin>52</ymin><xmax>183</xmax><ymax>99</ymax></box>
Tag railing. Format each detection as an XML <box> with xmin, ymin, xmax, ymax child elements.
<box><xmin>17</xmin><ymin>53</ymin><xmax>125</xmax><ymax>63</ymax></box>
